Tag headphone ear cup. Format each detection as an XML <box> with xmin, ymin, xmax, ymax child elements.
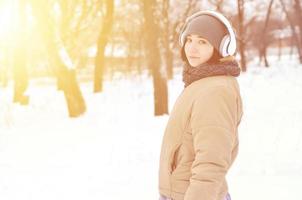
<box><xmin>219</xmin><ymin>35</ymin><xmax>231</xmax><ymax>57</ymax></box>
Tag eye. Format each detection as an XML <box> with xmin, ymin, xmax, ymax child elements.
<box><xmin>186</xmin><ymin>37</ymin><xmax>192</xmax><ymax>43</ymax></box>
<box><xmin>198</xmin><ymin>40</ymin><xmax>207</xmax><ymax>44</ymax></box>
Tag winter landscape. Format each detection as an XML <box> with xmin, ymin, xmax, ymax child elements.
<box><xmin>1</xmin><ymin>0</ymin><xmax>302</xmax><ymax>200</ymax></box>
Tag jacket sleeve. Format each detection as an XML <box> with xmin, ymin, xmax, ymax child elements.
<box><xmin>184</xmin><ymin>86</ymin><xmax>237</xmax><ymax>200</ymax></box>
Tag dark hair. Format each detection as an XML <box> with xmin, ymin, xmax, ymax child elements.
<box><xmin>180</xmin><ymin>41</ymin><xmax>223</xmax><ymax>65</ymax></box>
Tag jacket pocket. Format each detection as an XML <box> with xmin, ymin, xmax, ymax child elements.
<box><xmin>168</xmin><ymin>143</ymin><xmax>181</xmax><ymax>174</ymax></box>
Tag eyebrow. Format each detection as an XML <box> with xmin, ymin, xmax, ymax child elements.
<box><xmin>187</xmin><ymin>35</ymin><xmax>207</xmax><ymax>40</ymax></box>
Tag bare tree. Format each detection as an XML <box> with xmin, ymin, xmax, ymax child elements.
<box><xmin>277</xmin><ymin>21</ymin><xmax>283</xmax><ymax>60</ymax></box>
<box><xmin>293</xmin><ymin>0</ymin><xmax>302</xmax><ymax>63</ymax></box>
<box><xmin>94</xmin><ymin>0</ymin><xmax>114</xmax><ymax>92</ymax></box>
<box><xmin>58</xmin><ymin>0</ymin><xmax>102</xmax><ymax>65</ymax></box>
<box><xmin>279</xmin><ymin>0</ymin><xmax>302</xmax><ymax>63</ymax></box>
<box><xmin>259</xmin><ymin>0</ymin><xmax>275</xmax><ymax>67</ymax></box>
<box><xmin>237</xmin><ymin>0</ymin><xmax>247</xmax><ymax>72</ymax></box>
<box><xmin>161</xmin><ymin>0</ymin><xmax>174</xmax><ymax>79</ymax></box>
<box><xmin>143</xmin><ymin>0</ymin><xmax>168</xmax><ymax>116</ymax></box>
<box><xmin>0</xmin><ymin>51</ymin><xmax>9</xmax><ymax>87</ymax></box>
<box><xmin>30</xmin><ymin>0</ymin><xmax>86</xmax><ymax>117</ymax></box>
<box><xmin>13</xmin><ymin>0</ymin><xmax>29</xmax><ymax>105</ymax></box>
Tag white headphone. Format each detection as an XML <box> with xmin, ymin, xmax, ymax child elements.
<box><xmin>179</xmin><ymin>10</ymin><xmax>237</xmax><ymax>57</ymax></box>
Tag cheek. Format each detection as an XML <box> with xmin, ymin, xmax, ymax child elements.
<box><xmin>184</xmin><ymin>44</ymin><xmax>190</xmax><ymax>55</ymax></box>
<box><xmin>199</xmin><ymin>46</ymin><xmax>214</xmax><ymax>58</ymax></box>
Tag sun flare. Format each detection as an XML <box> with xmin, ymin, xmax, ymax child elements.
<box><xmin>0</xmin><ymin>1</ymin><xmax>18</xmax><ymax>41</ymax></box>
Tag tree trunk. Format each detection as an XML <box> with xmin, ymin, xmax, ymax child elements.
<box><xmin>290</xmin><ymin>34</ymin><xmax>294</xmax><ymax>58</ymax></box>
<box><xmin>0</xmin><ymin>59</ymin><xmax>8</xmax><ymax>87</ymax></box>
<box><xmin>13</xmin><ymin>0</ymin><xmax>29</xmax><ymax>105</ymax></box>
<box><xmin>31</xmin><ymin>0</ymin><xmax>86</xmax><ymax>117</ymax></box>
<box><xmin>260</xmin><ymin>0</ymin><xmax>274</xmax><ymax>67</ymax></box>
<box><xmin>294</xmin><ymin>0</ymin><xmax>302</xmax><ymax>63</ymax></box>
<box><xmin>237</xmin><ymin>0</ymin><xmax>247</xmax><ymax>72</ymax></box>
<box><xmin>278</xmin><ymin>36</ymin><xmax>282</xmax><ymax>60</ymax></box>
<box><xmin>94</xmin><ymin>0</ymin><xmax>114</xmax><ymax>93</ymax></box>
<box><xmin>143</xmin><ymin>0</ymin><xmax>168</xmax><ymax>116</ymax></box>
<box><xmin>162</xmin><ymin>0</ymin><xmax>174</xmax><ymax>80</ymax></box>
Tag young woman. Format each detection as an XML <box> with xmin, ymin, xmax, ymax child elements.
<box><xmin>158</xmin><ymin>10</ymin><xmax>243</xmax><ymax>200</ymax></box>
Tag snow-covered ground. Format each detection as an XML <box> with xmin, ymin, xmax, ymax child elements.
<box><xmin>0</xmin><ymin>55</ymin><xmax>302</xmax><ymax>200</ymax></box>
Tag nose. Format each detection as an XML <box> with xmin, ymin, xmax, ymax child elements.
<box><xmin>187</xmin><ymin>42</ymin><xmax>199</xmax><ymax>54</ymax></box>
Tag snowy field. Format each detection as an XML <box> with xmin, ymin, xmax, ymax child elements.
<box><xmin>1</xmin><ymin>55</ymin><xmax>302</xmax><ymax>200</ymax></box>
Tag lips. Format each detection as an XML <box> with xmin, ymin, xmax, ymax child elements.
<box><xmin>188</xmin><ymin>56</ymin><xmax>200</xmax><ymax>59</ymax></box>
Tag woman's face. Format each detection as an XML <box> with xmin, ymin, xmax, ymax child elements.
<box><xmin>184</xmin><ymin>34</ymin><xmax>214</xmax><ymax>67</ymax></box>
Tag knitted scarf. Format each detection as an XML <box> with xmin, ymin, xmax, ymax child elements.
<box><xmin>182</xmin><ymin>58</ymin><xmax>241</xmax><ymax>88</ymax></box>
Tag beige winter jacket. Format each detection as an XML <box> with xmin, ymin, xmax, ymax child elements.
<box><xmin>158</xmin><ymin>75</ymin><xmax>243</xmax><ymax>200</ymax></box>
